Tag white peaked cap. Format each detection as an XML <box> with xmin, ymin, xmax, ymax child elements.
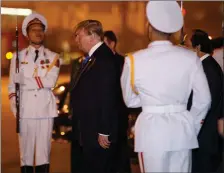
<box><xmin>146</xmin><ymin>1</ymin><xmax>183</xmax><ymax>33</ymax></box>
<box><xmin>22</xmin><ymin>13</ymin><xmax>47</xmax><ymax>37</ymax></box>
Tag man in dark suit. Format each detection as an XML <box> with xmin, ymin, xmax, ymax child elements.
<box><xmin>103</xmin><ymin>30</ymin><xmax>131</xmax><ymax>173</ymax></box>
<box><xmin>70</xmin><ymin>20</ymin><xmax>119</xmax><ymax>173</ymax></box>
<box><xmin>188</xmin><ymin>29</ymin><xmax>223</xmax><ymax>173</ymax></box>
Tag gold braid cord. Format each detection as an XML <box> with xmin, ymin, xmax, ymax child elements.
<box><xmin>127</xmin><ymin>54</ymin><xmax>139</xmax><ymax>95</ymax></box>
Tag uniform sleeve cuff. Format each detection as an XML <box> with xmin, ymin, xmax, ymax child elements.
<box><xmin>98</xmin><ymin>133</ymin><xmax>109</xmax><ymax>136</ymax></box>
<box><xmin>8</xmin><ymin>93</ymin><xmax>16</xmax><ymax>99</ymax></box>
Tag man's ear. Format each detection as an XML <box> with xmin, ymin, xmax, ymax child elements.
<box><xmin>90</xmin><ymin>33</ymin><xmax>100</xmax><ymax>42</ymax></box>
<box><xmin>90</xmin><ymin>33</ymin><xmax>95</xmax><ymax>41</ymax></box>
<box><xmin>196</xmin><ymin>44</ymin><xmax>201</xmax><ymax>52</ymax></box>
<box><xmin>26</xmin><ymin>34</ymin><xmax>30</xmax><ymax>41</ymax></box>
<box><xmin>195</xmin><ymin>44</ymin><xmax>201</xmax><ymax>56</ymax></box>
<box><xmin>111</xmin><ymin>41</ymin><xmax>116</xmax><ymax>49</ymax></box>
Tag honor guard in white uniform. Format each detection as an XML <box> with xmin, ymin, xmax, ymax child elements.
<box><xmin>121</xmin><ymin>1</ymin><xmax>211</xmax><ymax>172</ymax></box>
<box><xmin>8</xmin><ymin>13</ymin><xmax>60</xmax><ymax>173</ymax></box>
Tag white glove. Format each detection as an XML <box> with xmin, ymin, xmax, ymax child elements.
<box><xmin>13</xmin><ymin>72</ymin><xmax>25</xmax><ymax>84</ymax></box>
<box><xmin>10</xmin><ymin>97</ymin><xmax>17</xmax><ymax>117</ymax></box>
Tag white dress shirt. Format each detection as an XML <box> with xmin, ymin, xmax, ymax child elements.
<box><xmin>88</xmin><ymin>41</ymin><xmax>103</xmax><ymax>57</ymax></box>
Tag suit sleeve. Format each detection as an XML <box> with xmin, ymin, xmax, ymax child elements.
<box><xmin>21</xmin><ymin>55</ymin><xmax>60</xmax><ymax>90</ymax></box>
<box><xmin>69</xmin><ymin>59</ymin><xmax>79</xmax><ymax>113</ymax></box>
<box><xmin>98</xmin><ymin>57</ymin><xmax>118</xmax><ymax>136</ymax></box>
<box><xmin>190</xmin><ymin>58</ymin><xmax>211</xmax><ymax>135</ymax></box>
<box><xmin>70</xmin><ymin>60</ymin><xmax>75</xmax><ymax>84</ymax></box>
<box><xmin>203</xmin><ymin>60</ymin><xmax>223</xmax><ymax>121</ymax></box>
<box><xmin>69</xmin><ymin>60</ymin><xmax>75</xmax><ymax>111</ymax></box>
<box><xmin>120</xmin><ymin>57</ymin><xmax>141</xmax><ymax>108</ymax></box>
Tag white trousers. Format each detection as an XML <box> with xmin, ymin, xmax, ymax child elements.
<box><xmin>18</xmin><ymin>118</ymin><xmax>53</xmax><ymax>166</ymax></box>
<box><xmin>138</xmin><ymin>150</ymin><xmax>192</xmax><ymax>173</ymax></box>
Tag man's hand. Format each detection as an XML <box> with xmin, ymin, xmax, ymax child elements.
<box><xmin>218</xmin><ymin>118</ymin><xmax>224</xmax><ymax>137</ymax></box>
<box><xmin>98</xmin><ymin>134</ymin><xmax>110</xmax><ymax>149</ymax></box>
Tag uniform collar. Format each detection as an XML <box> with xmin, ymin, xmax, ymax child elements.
<box><xmin>200</xmin><ymin>54</ymin><xmax>210</xmax><ymax>61</ymax></box>
<box><xmin>28</xmin><ymin>45</ymin><xmax>44</xmax><ymax>55</ymax></box>
<box><xmin>88</xmin><ymin>41</ymin><xmax>103</xmax><ymax>57</ymax></box>
<box><xmin>148</xmin><ymin>40</ymin><xmax>172</xmax><ymax>48</ymax></box>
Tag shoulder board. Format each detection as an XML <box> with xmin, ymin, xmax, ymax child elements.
<box><xmin>125</xmin><ymin>51</ymin><xmax>137</xmax><ymax>57</ymax></box>
<box><xmin>47</xmin><ymin>55</ymin><xmax>60</xmax><ymax>72</ymax></box>
<box><xmin>44</xmin><ymin>48</ymin><xmax>59</xmax><ymax>58</ymax></box>
<box><xmin>177</xmin><ymin>44</ymin><xmax>194</xmax><ymax>51</ymax></box>
<box><xmin>13</xmin><ymin>48</ymin><xmax>27</xmax><ymax>54</ymax></box>
<box><xmin>12</xmin><ymin>48</ymin><xmax>27</xmax><ymax>59</ymax></box>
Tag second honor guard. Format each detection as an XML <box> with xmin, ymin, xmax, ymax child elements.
<box><xmin>121</xmin><ymin>1</ymin><xmax>211</xmax><ymax>172</ymax></box>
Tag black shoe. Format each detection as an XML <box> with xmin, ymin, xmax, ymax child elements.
<box><xmin>21</xmin><ymin>166</ymin><xmax>34</xmax><ymax>173</ymax></box>
<box><xmin>35</xmin><ymin>164</ymin><xmax>50</xmax><ymax>173</ymax></box>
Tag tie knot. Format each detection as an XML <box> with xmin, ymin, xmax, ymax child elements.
<box><xmin>35</xmin><ymin>50</ymin><xmax>39</xmax><ymax>55</ymax></box>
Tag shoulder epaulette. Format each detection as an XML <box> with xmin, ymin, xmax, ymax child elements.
<box><xmin>47</xmin><ymin>55</ymin><xmax>60</xmax><ymax>72</ymax></box>
<box><xmin>125</xmin><ymin>51</ymin><xmax>136</xmax><ymax>57</ymax></box>
<box><xmin>177</xmin><ymin>44</ymin><xmax>195</xmax><ymax>51</ymax></box>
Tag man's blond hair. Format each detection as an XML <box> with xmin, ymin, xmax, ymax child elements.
<box><xmin>74</xmin><ymin>20</ymin><xmax>104</xmax><ymax>40</ymax></box>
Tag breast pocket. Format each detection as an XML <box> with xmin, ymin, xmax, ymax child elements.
<box><xmin>22</xmin><ymin>64</ymin><xmax>36</xmax><ymax>77</ymax></box>
<box><xmin>38</xmin><ymin>68</ymin><xmax>48</xmax><ymax>77</ymax></box>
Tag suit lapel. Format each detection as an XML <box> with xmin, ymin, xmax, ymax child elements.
<box><xmin>81</xmin><ymin>56</ymin><xmax>96</xmax><ymax>75</ymax></box>
<box><xmin>70</xmin><ymin>56</ymin><xmax>96</xmax><ymax>91</ymax></box>
<box><xmin>70</xmin><ymin>58</ymin><xmax>83</xmax><ymax>91</ymax></box>
<box><xmin>70</xmin><ymin>43</ymin><xmax>106</xmax><ymax>91</ymax></box>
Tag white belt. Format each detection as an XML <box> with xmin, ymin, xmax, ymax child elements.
<box><xmin>142</xmin><ymin>105</ymin><xmax>186</xmax><ymax>114</ymax></box>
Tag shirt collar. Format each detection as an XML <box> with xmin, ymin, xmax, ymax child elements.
<box><xmin>88</xmin><ymin>41</ymin><xmax>103</xmax><ymax>57</ymax></box>
<box><xmin>200</xmin><ymin>54</ymin><xmax>210</xmax><ymax>61</ymax></box>
<box><xmin>28</xmin><ymin>45</ymin><xmax>44</xmax><ymax>55</ymax></box>
<box><xmin>148</xmin><ymin>40</ymin><xmax>172</xmax><ymax>48</ymax></box>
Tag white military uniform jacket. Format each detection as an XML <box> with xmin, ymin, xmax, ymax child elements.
<box><xmin>8</xmin><ymin>45</ymin><xmax>60</xmax><ymax>119</ymax></box>
<box><xmin>121</xmin><ymin>41</ymin><xmax>211</xmax><ymax>152</ymax></box>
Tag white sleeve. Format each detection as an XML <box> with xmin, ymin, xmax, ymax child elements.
<box><xmin>121</xmin><ymin>57</ymin><xmax>141</xmax><ymax>108</ymax></box>
<box><xmin>8</xmin><ymin>53</ymin><xmax>16</xmax><ymax>96</ymax></box>
<box><xmin>190</xmin><ymin>58</ymin><xmax>211</xmax><ymax>135</ymax></box>
<box><xmin>8</xmin><ymin>53</ymin><xmax>17</xmax><ymax>115</ymax></box>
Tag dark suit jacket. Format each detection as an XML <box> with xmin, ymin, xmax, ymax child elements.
<box><xmin>188</xmin><ymin>55</ymin><xmax>223</xmax><ymax>154</ymax></box>
<box><xmin>70</xmin><ymin>43</ymin><xmax>119</xmax><ymax>148</ymax></box>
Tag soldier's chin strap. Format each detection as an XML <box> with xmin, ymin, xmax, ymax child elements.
<box><xmin>30</xmin><ymin>41</ymin><xmax>43</xmax><ymax>45</ymax></box>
